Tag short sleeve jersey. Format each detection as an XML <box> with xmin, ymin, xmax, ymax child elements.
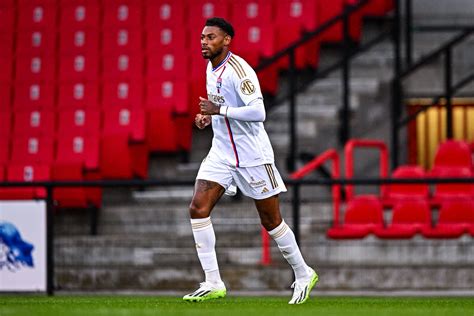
<box><xmin>206</xmin><ymin>52</ymin><xmax>274</xmax><ymax>167</ymax></box>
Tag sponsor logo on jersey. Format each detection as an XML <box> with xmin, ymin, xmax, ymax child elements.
<box><xmin>240</xmin><ymin>79</ymin><xmax>256</xmax><ymax>95</ymax></box>
<box><xmin>208</xmin><ymin>93</ymin><xmax>225</xmax><ymax>104</ymax></box>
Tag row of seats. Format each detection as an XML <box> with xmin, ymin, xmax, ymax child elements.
<box><xmin>328</xmin><ymin>196</ymin><xmax>474</xmax><ymax>239</ymax></box>
<box><xmin>329</xmin><ymin>140</ymin><xmax>474</xmax><ymax>239</ymax></box>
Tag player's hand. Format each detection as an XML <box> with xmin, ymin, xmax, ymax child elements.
<box><xmin>199</xmin><ymin>97</ymin><xmax>220</xmax><ymax>115</ymax></box>
<box><xmin>195</xmin><ymin>114</ymin><xmax>211</xmax><ymax>129</ymax></box>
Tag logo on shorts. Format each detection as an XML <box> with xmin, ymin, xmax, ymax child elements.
<box><xmin>261</xmin><ymin>187</ymin><xmax>269</xmax><ymax>194</ymax></box>
<box><xmin>240</xmin><ymin>79</ymin><xmax>256</xmax><ymax>95</ymax></box>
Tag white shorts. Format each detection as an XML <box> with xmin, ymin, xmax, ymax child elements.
<box><xmin>196</xmin><ymin>156</ymin><xmax>287</xmax><ymax>200</ymax></box>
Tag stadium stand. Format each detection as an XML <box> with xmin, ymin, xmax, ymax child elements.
<box><xmin>422</xmin><ymin>199</ymin><xmax>474</xmax><ymax>238</ymax></box>
<box><xmin>381</xmin><ymin>165</ymin><xmax>429</xmax><ymax>206</ymax></box>
<box><xmin>0</xmin><ymin>0</ymin><xmax>404</xmax><ymax>212</ymax></box>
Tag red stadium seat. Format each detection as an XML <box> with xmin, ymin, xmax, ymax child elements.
<box><xmin>58</xmin><ymin>81</ymin><xmax>99</xmax><ymax>109</ymax></box>
<box><xmin>423</xmin><ymin>199</ymin><xmax>474</xmax><ymax>238</ymax></box>
<box><xmin>103</xmin><ymin>28</ymin><xmax>143</xmax><ymax>55</ymax></box>
<box><xmin>59</xmin><ymin>53</ymin><xmax>100</xmax><ymax>82</ymax></box>
<box><xmin>0</xmin><ymin>7</ymin><xmax>15</xmax><ymax>33</ymax></box>
<box><xmin>0</xmin><ymin>32</ymin><xmax>14</xmax><ymax>58</ymax></box>
<box><xmin>146</xmin><ymin>26</ymin><xmax>187</xmax><ymax>52</ymax></box>
<box><xmin>0</xmin><ymin>111</ymin><xmax>11</xmax><ymax>139</ymax></box>
<box><xmin>431</xmin><ymin>140</ymin><xmax>472</xmax><ymax>174</ymax></box>
<box><xmin>232</xmin><ymin>23</ymin><xmax>276</xmax><ymax>66</ymax></box>
<box><xmin>59</xmin><ymin>27</ymin><xmax>100</xmax><ymax>55</ymax></box>
<box><xmin>103</xmin><ymin>52</ymin><xmax>144</xmax><ymax>81</ymax></box>
<box><xmin>0</xmin><ymin>56</ymin><xmax>13</xmax><ymax>83</ymax></box>
<box><xmin>0</xmin><ymin>138</ymin><xmax>9</xmax><ymax>167</ymax></box>
<box><xmin>102</xmin><ymin>80</ymin><xmax>144</xmax><ymax>109</ymax></box>
<box><xmin>374</xmin><ymin>200</ymin><xmax>431</xmax><ymax>239</ymax></box>
<box><xmin>101</xmin><ymin>108</ymin><xmax>149</xmax><ymax>179</ymax></box>
<box><xmin>14</xmin><ymin>83</ymin><xmax>55</xmax><ymax>110</ymax></box>
<box><xmin>0</xmin><ymin>164</ymin><xmax>50</xmax><ymax>200</ymax></box>
<box><xmin>103</xmin><ymin>1</ymin><xmax>141</xmax><ymax>28</ymax></box>
<box><xmin>316</xmin><ymin>0</ymin><xmax>361</xmax><ymax>42</ymax></box>
<box><xmin>231</xmin><ymin>0</ymin><xmax>273</xmax><ymax>25</ymax></box>
<box><xmin>57</xmin><ymin>109</ymin><xmax>101</xmax><ymax>137</ymax></box>
<box><xmin>53</xmin><ymin>135</ymin><xmax>102</xmax><ymax>208</ymax></box>
<box><xmin>360</xmin><ymin>0</ymin><xmax>393</xmax><ymax>16</ymax></box>
<box><xmin>13</xmin><ymin>109</ymin><xmax>55</xmax><ymax>137</ymax></box>
<box><xmin>59</xmin><ymin>3</ymin><xmax>100</xmax><ymax>30</ymax></box>
<box><xmin>16</xmin><ymin>30</ymin><xmax>56</xmax><ymax>55</ymax></box>
<box><xmin>144</xmin><ymin>0</ymin><xmax>185</xmax><ymax>28</ymax></box>
<box><xmin>146</xmin><ymin>50</ymin><xmax>188</xmax><ymax>80</ymax></box>
<box><xmin>274</xmin><ymin>0</ymin><xmax>320</xmax><ymax>69</ymax></box>
<box><xmin>431</xmin><ymin>167</ymin><xmax>474</xmax><ymax>205</ymax></box>
<box><xmin>18</xmin><ymin>4</ymin><xmax>57</xmax><ymax>31</ymax></box>
<box><xmin>15</xmin><ymin>55</ymin><xmax>56</xmax><ymax>83</ymax></box>
<box><xmin>382</xmin><ymin>165</ymin><xmax>429</xmax><ymax>206</ymax></box>
<box><xmin>0</xmin><ymin>84</ymin><xmax>12</xmax><ymax>111</ymax></box>
<box><xmin>11</xmin><ymin>136</ymin><xmax>55</xmax><ymax>164</ymax></box>
<box><xmin>188</xmin><ymin>0</ymin><xmax>230</xmax><ymax>28</ymax></box>
<box><xmin>327</xmin><ymin>195</ymin><xmax>384</xmax><ymax>239</ymax></box>
<box><xmin>146</xmin><ymin>106</ymin><xmax>179</xmax><ymax>152</ymax></box>
<box><xmin>146</xmin><ymin>80</ymin><xmax>190</xmax><ymax>114</ymax></box>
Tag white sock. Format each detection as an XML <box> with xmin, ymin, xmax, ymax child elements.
<box><xmin>190</xmin><ymin>217</ymin><xmax>223</xmax><ymax>286</ymax></box>
<box><xmin>268</xmin><ymin>219</ymin><xmax>312</xmax><ymax>282</ymax></box>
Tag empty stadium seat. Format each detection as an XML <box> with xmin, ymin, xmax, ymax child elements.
<box><xmin>18</xmin><ymin>4</ymin><xmax>57</xmax><ymax>31</ymax></box>
<box><xmin>0</xmin><ymin>111</ymin><xmax>11</xmax><ymax>139</ymax></box>
<box><xmin>0</xmin><ymin>84</ymin><xmax>12</xmax><ymax>111</ymax></box>
<box><xmin>188</xmin><ymin>0</ymin><xmax>230</xmax><ymax>28</ymax></box>
<box><xmin>431</xmin><ymin>167</ymin><xmax>474</xmax><ymax>205</ymax></box>
<box><xmin>59</xmin><ymin>3</ymin><xmax>100</xmax><ymax>30</ymax></box>
<box><xmin>146</xmin><ymin>50</ymin><xmax>187</xmax><ymax>80</ymax></box>
<box><xmin>14</xmin><ymin>82</ymin><xmax>55</xmax><ymax>110</ymax></box>
<box><xmin>327</xmin><ymin>195</ymin><xmax>384</xmax><ymax>239</ymax></box>
<box><xmin>231</xmin><ymin>0</ymin><xmax>273</xmax><ymax>25</ymax></box>
<box><xmin>274</xmin><ymin>0</ymin><xmax>319</xmax><ymax>69</ymax></box>
<box><xmin>101</xmin><ymin>108</ymin><xmax>148</xmax><ymax>178</ymax></box>
<box><xmin>0</xmin><ymin>164</ymin><xmax>50</xmax><ymax>200</ymax></box>
<box><xmin>146</xmin><ymin>26</ymin><xmax>187</xmax><ymax>52</ymax></box>
<box><xmin>103</xmin><ymin>1</ymin><xmax>141</xmax><ymax>29</ymax></box>
<box><xmin>16</xmin><ymin>30</ymin><xmax>56</xmax><ymax>55</ymax></box>
<box><xmin>13</xmin><ymin>109</ymin><xmax>55</xmax><ymax>137</ymax></box>
<box><xmin>102</xmin><ymin>80</ymin><xmax>144</xmax><ymax>109</ymax></box>
<box><xmin>146</xmin><ymin>80</ymin><xmax>190</xmax><ymax>114</ymax></box>
<box><xmin>146</xmin><ymin>106</ymin><xmax>179</xmax><ymax>152</ymax></box>
<box><xmin>144</xmin><ymin>0</ymin><xmax>185</xmax><ymax>28</ymax></box>
<box><xmin>59</xmin><ymin>28</ymin><xmax>100</xmax><ymax>55</ymax></box>
<box><xmin>57</xmin><ymin>109</ymin><xmax>101</xmax><ymax>137</ymax></box>
<box><xmin>103</xmin><ymin>52</ymin><xmax>144</xmax><ymax>80</ymax></box>
<box><xmin>0</xmin><ymin>6</ymin><xmax>15</xmax><ymax>33</ymax></box>
<box><xmin>431</xmin><ymin>140</ymin><xmax>472</xmax><ymax>174</ymax></box>
<box><xmin>0</xmin><ymin>56</ymin><xmax>13</xmax><ymax>83</ymax></box>
<box><xmin>53</xmin><ymin>135</ymin><xmax>102</xmax><ymax>208</ymax></box>
<box><xmin>382</xmin><ymin>165</ymin><xmax>430</xmax><ymax>206</ymax></box>
<box><xmin>59</xmin><ymin>53</ymin><xmax>100</xmax><ymax>82</ymax></box>
<box><xmin>317</xmin><ymin>0</ymin><xmax>361</xmax><ymax>42</ymax></box>
<box><xmin>423</xmin><ymin>199</ymin><xmax>474</xmax><ymax>238</ymax></box>
<box><xmin>0</xmin><ymin>138</ymin><xmax>9</xmax><ymax>168</ymax></box>
<box><xmin>0</xmin><ymin>32</ymin><xmax>14</xmax><ymax>58</ymax></box>
<box><xmin>15</xmin><ymin>55</ymin><xmax>56</xmax><ymax>83</ymax></box>
<box><xmin>11</xmin><ymin>136</ymin><xmax>54</xmax><ymax>164</ymax></box>
<box><xmin>374</xmin><ymin>200</ymin><xmax>431</xmax><ymax>239</ymax></box>
<box><xmin>103</xmin><ymin>28</ymin><xmax>143</xmax><ymax>55</ymax></box>
<box><xmin>58</xmin><ymin>81</ymin><xmax>100</xmax><ymax>109</ymax></box>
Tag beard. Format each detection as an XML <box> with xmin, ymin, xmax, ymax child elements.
<box><xmin>202</xmin><ymin>46</ymin><xmax>224</xmax><ymax>60</ymax></box>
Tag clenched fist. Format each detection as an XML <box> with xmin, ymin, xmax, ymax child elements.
<box><xmin>195</xmin><ymin>113</ymin><xmax>211</xmax><ymax>129</ymax></box>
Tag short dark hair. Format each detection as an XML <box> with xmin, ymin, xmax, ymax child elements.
<box><xmin>205</xmin><ymin>17</ymin><xmax>235</xmax><ymax>38</ymax></box>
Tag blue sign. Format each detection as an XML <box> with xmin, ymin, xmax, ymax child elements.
<box><xmin>0</xmin><ymin>221</ymin><xmax>35</xmax><ymax>271</ymax></box>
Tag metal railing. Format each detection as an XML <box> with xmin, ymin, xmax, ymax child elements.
<box><xmin>391</xmin><ymin>0</ymin><xmax>474</xmax><ymax>168</ymax></box>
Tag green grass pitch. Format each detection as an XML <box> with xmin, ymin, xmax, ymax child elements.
<box><xmin>1</xmin><ymin>296</ymin><xmax>473</xmax><ymax>316</ymax></box>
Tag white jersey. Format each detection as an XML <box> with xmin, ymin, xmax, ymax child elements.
<box><xmin>206</xmin><ymin>52</ymin><xmax>274</xmax><ymax>167</ymax></box>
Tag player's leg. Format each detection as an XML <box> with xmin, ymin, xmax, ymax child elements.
<box><xmin>232</xmin><ymin>163</ymin><xmax>318</xmax><ymax>304</ymax></box>
<box><xmin>254</xmin><ymin>195</ymin><xmax>318</xmax><ymax>304</ymax></box>
<box><xmin>184</xmin><ymin>179</ymin><xmax>227</xmax><ymax>302</ymax></box>
<box><xmin>184</xmin><ymin>155</ymin><xmax>233</xmax><ymax>302</ymax></box>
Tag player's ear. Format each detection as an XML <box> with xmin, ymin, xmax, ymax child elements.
<box><xmin>224</xmin><ymin>34</ymin><xmax>231</xmax><ymax>46</ymax></box>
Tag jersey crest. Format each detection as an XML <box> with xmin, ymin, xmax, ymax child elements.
<box><xmin>240</xmin><ymin>79</ymin><xmax>256</xmax><ymax>95</ymax></box>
